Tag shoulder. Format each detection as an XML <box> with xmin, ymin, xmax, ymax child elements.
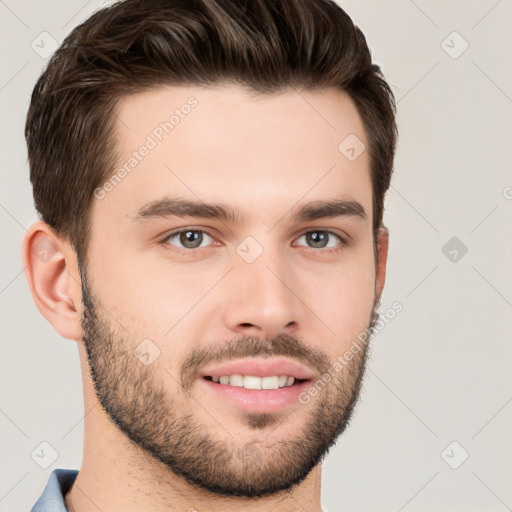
<box><xmin>30</xmin><ymin>468</ymin><xmax>79</xmax><ymax>512</ymax></box>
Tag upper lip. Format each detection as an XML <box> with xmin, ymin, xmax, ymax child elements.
<box><xmin>198</xmin><ymin>357</ymin><xmax>316</xmax><ymax>380</ymax></box>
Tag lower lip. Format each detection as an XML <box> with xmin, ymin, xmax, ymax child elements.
<box><xmin>198</xmin><ymin>377</ymin><xmax>313</xmax><ymax>413</ymax></box>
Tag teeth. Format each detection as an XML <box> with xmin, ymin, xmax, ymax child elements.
<box><xmin>278</xmin><ymin>375</ymin><xmax>288</xmax><ymax>387</ymax></box>
<box><xmin>244</xmin><ymin>375</ymin><xmax>261</xmax><ymax>389</ymax></box>
<box><xmin>229</xmin><ymin>374</ymin><xmax>244</xmax><ymax>387</ymax></box>
<box><xmin>211</xmin><ymin>374</ymin><xmax>297</xmax><ymax>389</ymax></box>
<box><xmin>261</xmin><ymin>376</ymin><xmax>278</xmax><ymax>389</ymax></box>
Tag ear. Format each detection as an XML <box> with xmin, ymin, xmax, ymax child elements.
<box><xmin>375</xmin><ymin>225</ymin><xmax>389</xmax><ymax>301</ymax></box>
<box><xmin>21</xmin><ymin>221</ymin><xmax>83</xmax><ymax>341</ymax></box>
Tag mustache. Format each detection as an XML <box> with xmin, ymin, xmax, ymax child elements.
<box><xmin>180</xmin><ymin>333</ymin><xmax>331</xmax><ymax>391</ymax></box>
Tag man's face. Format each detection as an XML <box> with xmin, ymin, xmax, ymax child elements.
<box><xmin>80</xmin><ymin>84</ymin><xmax>385</xmax><ymax>497</ymax></box>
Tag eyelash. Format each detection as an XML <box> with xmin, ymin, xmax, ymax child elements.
<box><xmin>159</xmin><ymin>228</ymin><xmax>347</xmax><ymax>257</ymax></box>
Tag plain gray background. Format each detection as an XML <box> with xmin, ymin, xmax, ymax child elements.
<box><xmin>1</xmin><ymin>1</ymin><xmax>511</xmax><ymax>511</ymax></box>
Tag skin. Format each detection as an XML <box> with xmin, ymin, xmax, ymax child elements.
<box><xmin>22</xmin><ymin>84</ymin><xmax>389</xmax><ymax>512</ymax></box>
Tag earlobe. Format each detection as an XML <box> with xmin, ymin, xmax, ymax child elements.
<box><xmin>22</xmin><ymin>221</ymin><xmax>83</xmax><ymax>341</ymax></box>
<box><xmin>375</xmin><ymin>225</ymin><xmax>389</xmax><ymax>301</ymax></box>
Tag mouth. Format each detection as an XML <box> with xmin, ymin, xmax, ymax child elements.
<box><xmin>196</xmin><ymin>358</ymin><xmax>316</xmax><ymax>413</ymax></box>
<box><xmin>202</xmin><ymin>375</ymin><xmax>309</xmax><ymax>389</ymax></box>
<box><xmin>197</xmin><ymin>356</ymin><xmax>316</xmax><ymax>383</ymax></box>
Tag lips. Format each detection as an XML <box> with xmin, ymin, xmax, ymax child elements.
<box><xmin>200</xmin><ymin>376</ymin><xmax>313</xmax><ymax>413</ymax></box>
<box><xmin>197</xmin><ymin>357</ymin><xmax>317</xmax><ymax>381</ymax></box>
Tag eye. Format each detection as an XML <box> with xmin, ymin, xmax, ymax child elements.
<box><xmin>162</xmin><ymin>229</ymin><xmax>216</xmax><ymax>253</ymax></box>
<box><xmin>295</xmin><ymin>230</ymin><xmax>345</xmax><ymax>253</ymax></box>
<box><xmin>159</xmin><ymin>228</ymin><xmax>346</xmax><ymax>256</ymax></box>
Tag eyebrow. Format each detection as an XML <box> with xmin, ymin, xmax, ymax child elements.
<box><xmin>133</xmin><ymin>196</ymin><xmax>367</xmax><ymax>224</ymax></box>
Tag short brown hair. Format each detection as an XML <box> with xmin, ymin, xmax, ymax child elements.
<box><xmin>25</xmin><ymin>0</ymin><xmax>397</xmax><ymax>266</ymax></box>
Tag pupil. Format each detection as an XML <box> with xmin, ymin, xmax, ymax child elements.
<box><xmin>308</xmin><ymin>231</ymin><xmax>327</xmax><ymax>248</ymax></box>
<box><xmin>182</xmin><ymin>230</ymin><xmax>201</xmax><ymax>248</ymax></box>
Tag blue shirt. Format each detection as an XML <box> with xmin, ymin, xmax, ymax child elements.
<box><xmin>30</xmin><ymin>469</ymin><xmax>78</xmax><ymax>512</ymax></box>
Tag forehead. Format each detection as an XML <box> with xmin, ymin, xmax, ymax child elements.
<box><xmin>93</xmin><ymin>84</ymin><xmax>372</xmax><ymax>227</ymax></box>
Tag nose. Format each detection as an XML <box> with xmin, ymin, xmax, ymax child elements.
<box><xmin>221</xmin><ymin>246</ymin><xmax>303</xmax><ymax>340</ymax></box>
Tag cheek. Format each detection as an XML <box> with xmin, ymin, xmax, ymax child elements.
<box><xmin>304</xmin><ymin>258</ymin><xmax>376</xmax><ymax>346</ymax></box>
<box><xmin>87</xmin><ymin>226</ymin><xmax>376</xmax><ymax>349</ymax></box>
<box><xmin>89</xmin><ymin>248</ymin><xmax>223</xmax><ymax>339</ymax></box>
